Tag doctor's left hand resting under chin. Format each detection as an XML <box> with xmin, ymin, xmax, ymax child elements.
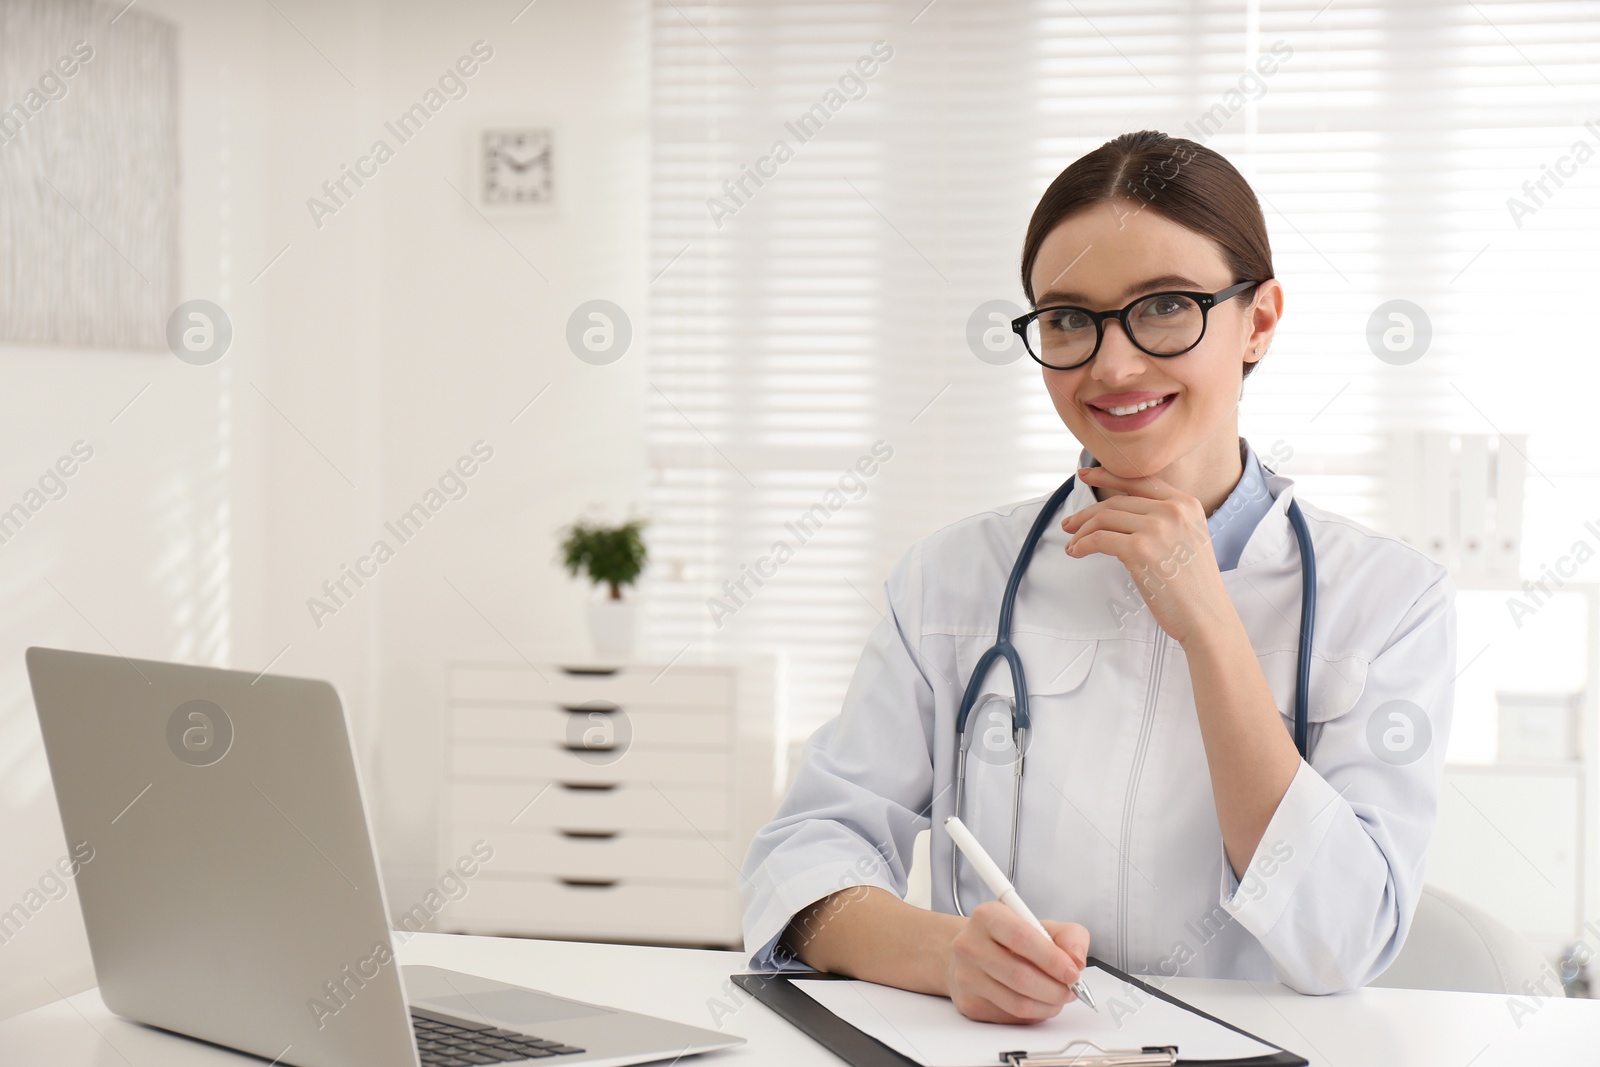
<box><xmin>1062</xmin><ymin>462</ymin><xmax>1304</xmax><ymax>889</ymax></box>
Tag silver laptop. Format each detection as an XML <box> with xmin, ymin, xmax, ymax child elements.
<box><xmin>26</xmin><ymin>646</ymin><xmax>744</xmax><ymax>1067</ymax></box>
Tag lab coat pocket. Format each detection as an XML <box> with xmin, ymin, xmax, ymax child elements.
<box><xmin>1257</xmin><ymin>647</ymin><xmax>1369</xmax><ymax>732</ymax></box>
<box><xmin>954</xmin><ymin>632</ymin><xmax>1098</xmax><ymax>708</ymax></box>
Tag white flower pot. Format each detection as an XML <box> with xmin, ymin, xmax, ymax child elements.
<box><xmin>587</xmin><ymin>598</ymin><xmax>638</xmax><ymax>657</ymax></box>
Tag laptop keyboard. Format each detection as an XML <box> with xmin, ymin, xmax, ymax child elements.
<box><xmin>412</xmin><ymin>1007</ymin><xmax>586</xmax><ymax>1064</ymax></box>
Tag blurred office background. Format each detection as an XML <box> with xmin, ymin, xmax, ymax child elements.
<box><xmin>1</xmin><ymin>0</ymin><xmax>1597</xmax><ymax>1016</ymax></box>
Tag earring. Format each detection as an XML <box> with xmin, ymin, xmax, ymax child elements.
<box><xmin>1253</xmin><ymin>347</ymin><xmax>1260</xmax><ymax>355</ymax></box>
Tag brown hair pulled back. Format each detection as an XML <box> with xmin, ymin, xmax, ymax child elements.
<box><xmin>1020</xmin><ymin>130</ymin><xmax>1274</xmax><ymax>380</ymax></box>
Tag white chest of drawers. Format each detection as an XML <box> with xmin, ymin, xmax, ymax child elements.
<box><xmin>439</xmin><ymin>655</ymin><xmax>778</xmax><ymax>948</ymax></box>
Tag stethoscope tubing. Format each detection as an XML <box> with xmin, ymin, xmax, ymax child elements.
<box><xmin>950</xmin><ymin>475</ymin><xmax>1315</xmax><ymax>917</ymax></box>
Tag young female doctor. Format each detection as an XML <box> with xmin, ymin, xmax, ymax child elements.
<box><xmin>739</xmin><ymin>130</ymin><xmax>1456</xmax><ymax>1023</ymax></box>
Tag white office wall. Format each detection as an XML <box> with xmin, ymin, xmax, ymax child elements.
<box><xmin>366</xmin><ymin>0</ymin><xmax>649</xmax><ymax>894</ymax></box>
<box><xmin>0</xmin><ymin>0</ymin><xmax>281</xmax><ymax>1017</ymax></box>
<box><xmin>0</xmin><ymin>0</ymin><xmax>647</xmax><ymax>1018</ymax></box>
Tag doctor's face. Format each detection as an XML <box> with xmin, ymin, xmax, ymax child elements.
<box><xmin>1029</xmin><ymin>202</ymin><xmax>1268</xmax><ymax>480</ymax></box>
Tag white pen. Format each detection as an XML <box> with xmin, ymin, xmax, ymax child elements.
<box><xmin>945</xmin><ymin>815</ymin><xmax>1097</xmax><ymax>1012</ymax></box>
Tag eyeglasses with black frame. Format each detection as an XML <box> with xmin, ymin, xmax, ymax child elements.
<box><xmin>1011</xmin><ymin>279</ymin><xmax>1265</xmax><ymax>370</ymax></box>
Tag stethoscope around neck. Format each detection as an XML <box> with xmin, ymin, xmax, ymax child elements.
<box><xmin>949</xmin><ymin>473</ymin><xmax>1317</xmax><ymax>917</ymax></box>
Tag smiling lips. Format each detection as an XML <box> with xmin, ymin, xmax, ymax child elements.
<box><xmin>1085</xmin><ymin>391</ymin><xmax>1176</xmax><ymax>431</ymax></box>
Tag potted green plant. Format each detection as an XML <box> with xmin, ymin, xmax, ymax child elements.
<box><xmin>560</xmin><ymin>518</ymin><xmax>648</xmax><ymax>655</ymax></box>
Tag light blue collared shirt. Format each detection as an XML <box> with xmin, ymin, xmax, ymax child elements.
<box><xmin>1077</xmin><ymin>437</ymin><xmax>1274</xmax><ymax>572</ymax></box>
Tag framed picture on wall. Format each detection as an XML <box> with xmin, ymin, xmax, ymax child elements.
<box><xmin>0</xmin><ymin>0</ymin><xmax>178</xmax><ymax>349</ymax></box>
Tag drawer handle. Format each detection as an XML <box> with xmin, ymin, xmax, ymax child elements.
<box><xmin>559</xmin><ymin>830</ymin><xmax>618</xmax><ymax>840</ymax></box>
<box><xmin>560</xmin><ymin>702</ymin><xmax>620</xmax><ymax>714</ymax></box>
<box><xmin>558</xmin><ymin>877</ymin><xmax>619</xmax><ymax>888</ymax></box>
<box><xmin>560</xmin><ymin>666</ymin><xmax>619</xmax><ymax>677</ymax></box>
<box><xmin>559</xmin><ymin>781</ymin><xmax>618</xmax><ymax>791</ymax></box>
<box><xmin>562</xmin><ymin>741</ymin><xmax>617</xmax><ymax>753</ymax></box>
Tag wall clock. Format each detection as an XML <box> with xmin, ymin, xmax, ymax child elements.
<box><xmin>480</xmin><ymin>127</ymin><xmax>553</xmax><ymax>206</ymax></box>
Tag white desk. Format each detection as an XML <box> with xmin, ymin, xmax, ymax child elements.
<box><xmin>2</xmin><ymin>932</ymin><xmax>1595</xmax><ymax>1065</ymax></box>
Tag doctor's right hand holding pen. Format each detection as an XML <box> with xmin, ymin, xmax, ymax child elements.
<box><xmin>780</xmin><ymin>884</ymin><xmax>1092</xmax><ymax>1025</ymax></box>
<box><xmin>940</xmin><ymin>825</ymin><xmax>1094</xmax><ymax>1023</ymax></box>
<box><xmin>946</xmin><ymin>890</ymin><xmax>1094</xmax><ymax>1024</ymax></box>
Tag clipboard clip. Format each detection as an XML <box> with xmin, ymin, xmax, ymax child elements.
<box><xmin>1000</xmin><ymin>1040</ymin><xmax>1179</xmax><ymax>1066</ymax></box>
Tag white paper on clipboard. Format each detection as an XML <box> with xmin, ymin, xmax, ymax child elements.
<box><xmin>791</xmin><ymin>965</ymin><xmax>1280</xmax><ymax>1066</ymax></box>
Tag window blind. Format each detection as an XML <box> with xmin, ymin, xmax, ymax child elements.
<box><xmin>644</xmin><ymin>0</ymin><xmax>1600</xmax><ymax>742</ymax></box>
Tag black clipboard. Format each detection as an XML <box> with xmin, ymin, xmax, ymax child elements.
<box><xmin>731</xmin><ymin>956</ymin><xmax>1308</xmax><ymax>1067</ymax></box>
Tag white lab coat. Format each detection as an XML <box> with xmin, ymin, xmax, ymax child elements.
<box><xmin>741</xmin><ymin>461</ymin><xmax>1455</xmax><ymax>994</ymax></box>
